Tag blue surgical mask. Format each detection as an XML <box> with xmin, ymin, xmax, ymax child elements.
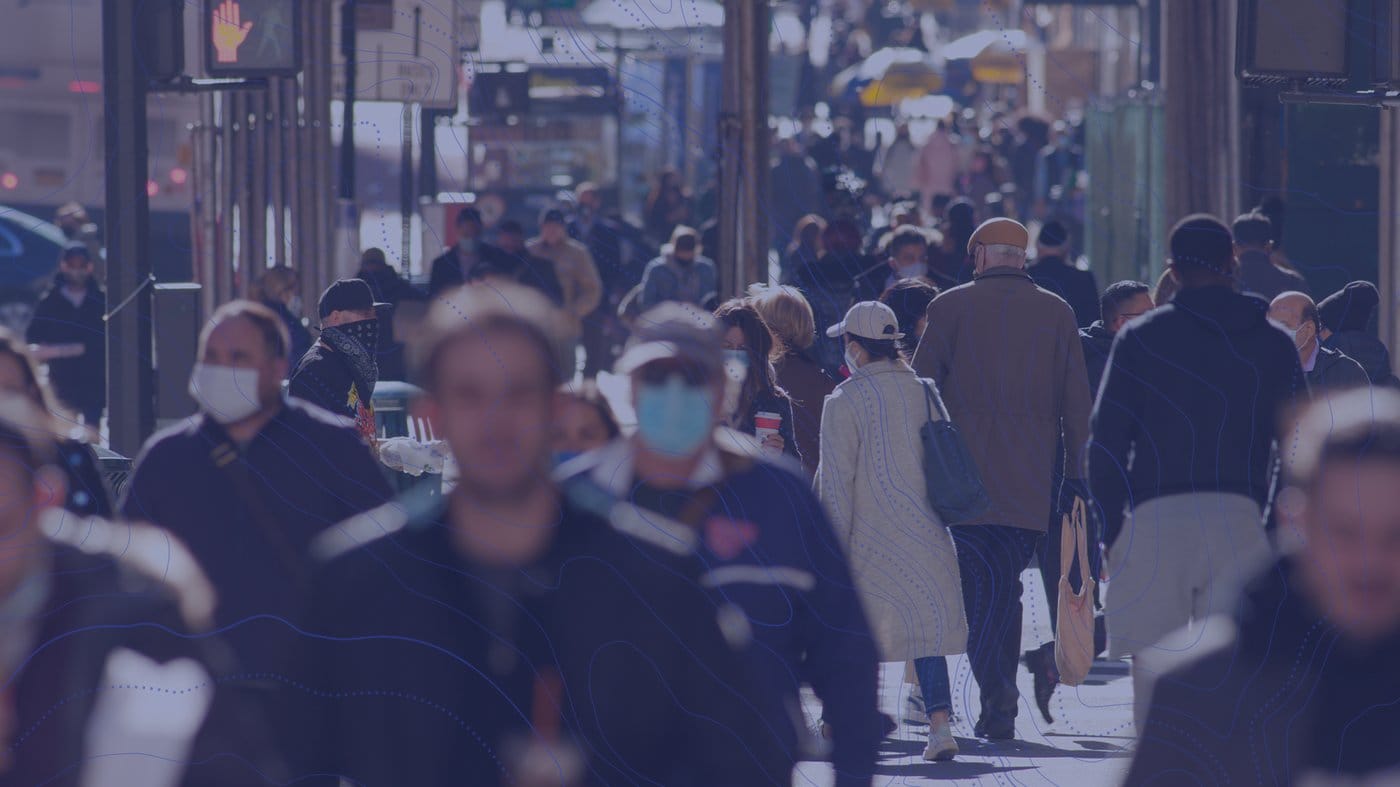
<box><xmin>636</xmin><ymin>377</ymin><xmax>714</xmax><ymax>457</ymax></box>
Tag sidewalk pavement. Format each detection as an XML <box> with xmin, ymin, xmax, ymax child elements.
<box><xmin>795</xmin><ymin>564</ymin><xmax>1136</xmax><ymax>786</ymax></box>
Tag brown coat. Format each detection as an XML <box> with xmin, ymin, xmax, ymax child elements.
<box><xmin>910</xmin><ymin>266</ymin><xmax>1092</xmax><ymax>532</ymax></box>
<box><xmin>773</xmin><ymin>349</ymin><xmax>836</xmax><ymax>477</ymax></box>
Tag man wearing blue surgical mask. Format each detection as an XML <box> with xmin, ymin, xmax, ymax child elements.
<box><xmin>557</xmin><ymin>302</ymin><xmax>884</xmax><ymax>787</ymax></box>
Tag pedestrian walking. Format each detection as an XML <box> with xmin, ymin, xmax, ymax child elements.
<box><xmin>874</xmin><ymin>122</ymin><xmax>919</xmax><ymax>198</ymax></box>
<box><xmin>251</xmin><ymin>264</ymin><xmax>313</xmax><ymax>364</ymax></box>
<box><xmin>1080</xmin><ymin>281</ymin><xmax>1153</xmax><ymax>400</ymax></box>
<box><xmin>855</xmin><ymin>225</ymin><xmax>934</xmax><ymax>302</ymax></box>
<box><xmin>791</xmin><ymin>218</ymin><xmax>870</xmax><ymax>376</ymax></box>
<box><xmin>915</xmin><ymin>119</ymin><xmax>959</xmax><ymax>214</ymax></box>
<box><xmin>356</xmin><ymin>247</ymin><xmax>426</xmax><ymax>381</ymax></box>
<box><xmin>750</xmin><ymin>284</ymin><xmax>835</xmax><ymax>476</ymax></box>
<box><xmin>288</xmin><ymin>279</ymin><xmax>389</xmax><ymax>443</ymax></box>
<box><xmin>816</xmin><ymin>300</ymin><xmax>969</xmax><ymax>762</ymax></box>
<box><xmin>558</xmin><ymin>301</ymin><xmax>883</xmax><ymax>785</ymax></box>
<box><xmin>0</xmin><ymin>397</ymin><xmax>285</xmax><ymax>786</ymax></box>
<box><xmin>1128</xmin><ymin>388</ymin><xmax>1400</xmax><ymax>784</ymax></box>
<box><xmin>879</xmin><ymin>278</ymin><xmax>939</xmax><ymax>355</ymax></box>
<box><xmin>637</xmin><ymin>225</ymin><xmax>718</xmax><ymax>311</ymax></box>
<box><xmin>770</xmin><ymin>139</ymin><xmax>825</xmax><ymax>251</ymax></box>
<box><xmin>644</xmin><ymin>168</ymin><xmax>693</xmax><ymax>246</ymax></box>
<box><xmin>0</xmin><ymin>331</ymin><xmax>111</xmax><ymax>517</ymax></box>
<box><xmin>1233</xmin><ymin>212</ymin><xmax>1308</xmax><ymax>300</ymax></box>
<box><xmin>289</xmin><ymin>284</ymin><xmax>791</xmax><ymax>786</ymax></box>
<box><xmin>715</xmin><ymin>299</ymin><xmax>801</xmax><ymax>462</ymax></box>
<box><xmin>493</xmin><ymin>220</ymin><xmax>566</xmax><ymax>305</ymax></box>
<box><xmin>1089</xmin><ymin>215</ymin><xmax>1305</xmax><ymax>728</ymax></box>
<box><xmin>528</xmin><ymin>208</ymin><xmax>604</xmax><ymax>356</ymax></box>
<box><xmin>427</xmin><ymin>206</ymin><xmax>518</xmax><ymax>298</ymax></box>
<box><xmin>569</xmin><ymin>182</ymin><xmax>639</xmax><ymax>376</ymax></box>
<box><xmin>1269</xmin><ymin>291</ymin><xmax>1369</xmax><ymax>393</ymax></box>
<box><xmin>782</xmin><ymin>214</ymin><xmax>826</xmax><ymax>285</ymax></box>
<box><xmin>120</xmin><ymin>300</ymin><xmax>393</xmax><ymax>673</ymax></box>
<box><xmin>910</xmin><ymin>217</ymin><xmax>1093</xmax><ymax>740</ymax></box>
<box><xmin>1318</xmin><ymin>280</ymin><xmax>1400</xmax><ymax>386</ymax></box>
<box><xmin>27</xmin><ymin>242</ymin><xmax>105</xmax><ymax>427</ymax></box>
<box><xmin>1029</xmin><ymin>221</ymin><xmax>1099</xmax><ymax>329</ymax></box>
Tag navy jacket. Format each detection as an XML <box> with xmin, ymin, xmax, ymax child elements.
<box><xmin>1079</xmin><ymin>320</ymin><xmax>1113</xmax><ymax>400</ymax></box>
<box><xmin>1088</xmin><ymin>286</ymin><xmax>1306</xmax><ymax>546</ymax></box>
<box><xmin>558</xmin><ymin>438</ymin><xmax>882</xmax><ymax>787</ymax></box>
<box><xmin>27</xmin><ymin>277</ymin><xmax>106</xmax><ymax>412</ymax></box>
<box><xmin>119</xmin><ymin>400</ymin><xmax>393</xmax><ymax>668</ymax></box>
<box><xmin>1129</xmin><ymin>559</ymin><xmax>1400</xmax><ymax>784</ymax></box>
<box><xmin>1324</xmin><ymin>330</ymin><xmax>1400</xmax><ymax>387</ymax></box>
<box><xmin>1029</xmin><ymin>255</ymin><xmax>1099</xmax><ymax>329</ymax></box>
<box><xmin>287</xmin><ymin>490</ymin><xmax>792</xmax><ymax>786</ymax></box>
<box><xmin>428</xmin><ymin>242</ymin><xmax>563</xmax><ymax>304</ymax></box>
<box><xmin>1307</xmin><ymin>345</ymin><xmax>1369</xmax><ymax>392</ymax></box>
<box><xmin>8</xmin><ymin>525</ymin><xmax>286</xmax><ymax>786</ymax></box>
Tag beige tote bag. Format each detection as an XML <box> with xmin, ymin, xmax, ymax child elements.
<box><xmin>1054</xmin><ymin>497</ymin><xmax>1096</xmax><ymax>687</ymax></box>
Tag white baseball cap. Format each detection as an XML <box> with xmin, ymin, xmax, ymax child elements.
<box><xmin>826</xmin><ymin>301</ymin><xmax>904</xmax><ymax>341</ymax></box>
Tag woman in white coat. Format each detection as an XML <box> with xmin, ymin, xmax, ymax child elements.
<box><xmin>815</xmin><ymin>301</ymin><xmax>968</xmax><ymax>762</ymax></box>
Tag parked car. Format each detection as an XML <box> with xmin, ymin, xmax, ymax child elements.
<box><xmin>0</xmin><ymin>205</ymin><xmax>68</xmax><ymax>334</ymax></box>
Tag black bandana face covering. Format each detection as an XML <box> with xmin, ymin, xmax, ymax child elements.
<box><xmin>321</xmin><ymin>318</ymin><xmax>380</xmax><ymax>398</ymax></box>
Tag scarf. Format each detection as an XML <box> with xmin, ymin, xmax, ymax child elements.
<box><xmin>321</xmin><ymin>319</ymin><xmax>379</xmax><ymax>401</ymax></box>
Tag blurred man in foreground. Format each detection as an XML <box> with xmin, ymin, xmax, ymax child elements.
<box><xmin>1129</xmin><ymin>387</ymin><xmax>1400</xmax><ymax>784</ymax></box>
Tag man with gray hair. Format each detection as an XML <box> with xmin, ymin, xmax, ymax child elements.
<box><xmin>1268</xmin><ymin>290</ymin><xmax>1368</xmax><ymax>393</ymax></box>
<box><xmin>912</xmin><ymin>217</ymin><xmax>1094</xmax><ymax>740</ymax></box>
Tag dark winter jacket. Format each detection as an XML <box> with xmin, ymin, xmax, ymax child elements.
<box><xmin>428</xmin><ymin>242</ymin><xmax>563</xmax><ymax>304</ymax></box>
<box><xmin>793</xmin><ymin>251</ymin><xmax>872</xmax><ymax>376</ymax></box>
<box><xmin>1236</xmin><ymin>248</ymin><xmax>1308</xmax><ymax>301</ymax></box>
<box><xmin>286</xmin><ymin>489</ymin><xmax>794</xmax><ymax>787</ymax></box>
<box><xmin>730</xmin><ymin>386</ymin><xmax>802</xmax><ymax>464</ymax></box>
<box><xmin>1029</xmin><ymin>255</ymin><xmax>1099</xmax><ymax>329</ymax></box>
<box><xmin>27</xmin><ymin>277</ymin><xmax>106</xmax><ymax>413</ymax></box>
<box><xmin>119</xmin><ymin>401</ymin><xmax>393</xmax><ymax>671</ymax></box>
<box><xmin>1307</xmin><ymin>344</ymin><xmax>1370</xmax><ymax>392</ymax></box>
<box><xmin>1128</xmin><ymin>559</ymin><xmax>1400</xmax><ymax>785</ymax></box>
<box><xmin>1079</xmin><ymin>320</ymin><xmax>1114</xmax><ymax>400</ymax></box>
<box><xmin>264</xmin><ymin>299</ymin><xmax>313</xmax><ymax>364</ymax></box>
<box><xmin>773</xmin><ymin>349</ymin><xmax>837</xmax><ymax>476</ymax></box>
<box><xmin>5</xmin><ymin>522</ymin><xmax>286</xmax><ymax>786</ymax></box>
<box><xmin>559</xmin><ymin>439</ymin><xmax>883</xmax><ymax>786</ymax></box>
<box><xmin>288</xmin><ymin>341</ymin><xmax>375</xmax><ymax>440</ymax></box>
<box><xmin>357</xmin><ymin>265</ymin><xmax>425</xmax><ymax>381</ymax></box>
<box><xmin>1324</xmin><ymin>330</ymin><xmax>1400</xmax><ymax>387</ymax></box>
<box><xmin>1088</xmin><ymin>286</ymin><xmax>1306</xmax><ymax>546</ymax></box>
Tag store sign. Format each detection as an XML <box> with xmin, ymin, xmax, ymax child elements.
<box><xmin>205</xmin><ymin>0</ymin><xmax>300</xmax><ymax>76</ymax></box>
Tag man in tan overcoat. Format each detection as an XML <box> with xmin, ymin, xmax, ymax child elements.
<box><xmin>911</xmin><ymin>218</ymin><xmax>1093</xmax><ymax>740</ymax></box>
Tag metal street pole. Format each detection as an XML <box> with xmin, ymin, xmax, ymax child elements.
<box><xmin>719</xmin><ymin>0</ymin><xmax>769</xmax><ymax>298</ymax></box>
<box><xmin>337</xmin><ymin>0</ymin><xmax>360</xmax><ymax>278</ymax></box>
<box><xmin>102</xmin><ymin>0</ymin><xmax>156</xmax><ymax>457</ymax></box>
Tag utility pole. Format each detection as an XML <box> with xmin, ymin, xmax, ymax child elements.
<box><xmin>102</xmin><ymin>0</ymin><xmax>155</xmax><ymax>456</ymax></box>
<box><xmin>718</xmin><ymin>0</ymin><xmax>770</xmax><ymax>297</ymax></box>
<box><xmin>337</xmin><ymin>0</ymin><xmax>359</xmax><ymax>278</ymax></box>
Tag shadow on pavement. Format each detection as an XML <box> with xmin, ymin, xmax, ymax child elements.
<box><xmin>879</xmin><ymin>736</ymin><xmax>1130</xmax><ymax>761</ymax></box>
<box><xmin>874</xmin><ymin>761</ymin><xmax>1036</xmax><ymax>779</ymax></box>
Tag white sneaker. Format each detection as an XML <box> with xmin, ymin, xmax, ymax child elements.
<box><xmin>923</xmin><ymin>719</ymin><xmax>958</xmax><ymax>762</ymax></box>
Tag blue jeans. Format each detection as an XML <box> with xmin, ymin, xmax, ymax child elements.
<box><xmin>915</xmin><ymin>656</ymin><xmax>951</xmax><ymax>714</ymax></box>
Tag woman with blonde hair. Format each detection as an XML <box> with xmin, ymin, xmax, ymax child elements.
<box><xmin>749</xmin><ymin>283</ymin><xmax>833</xmax><ymax>476</ymax></box>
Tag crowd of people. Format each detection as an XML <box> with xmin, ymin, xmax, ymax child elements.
<box><xmin>5</xmin><ymin>126</ymin><xmax>1400</xmax><ymax>784</ymax></box>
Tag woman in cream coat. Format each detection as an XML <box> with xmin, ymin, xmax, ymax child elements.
<box><xmin>815</xmin><ymin>300</ymin><xmax>968</xmax><ymax>762</ymax></box>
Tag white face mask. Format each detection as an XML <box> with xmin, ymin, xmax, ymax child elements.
<box><xmin>844</xmin><ymin>343</ymin><xmax>861</xmax><ymax>371</ymax></box>
<box><xmin>285</xmin><ymin>294</ymin><xmax>303</xmax><ymax>315</ymax></box>
<box><xmin>188</xmin><ymin>362</ymin><xmax>264</xmax><ymax>424</ymax></box>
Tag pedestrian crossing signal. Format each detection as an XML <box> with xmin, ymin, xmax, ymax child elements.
<box><xmin>205</xmin><ymin>0</ymin><xmax>301</xmax><ymax>76</ymax></box>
